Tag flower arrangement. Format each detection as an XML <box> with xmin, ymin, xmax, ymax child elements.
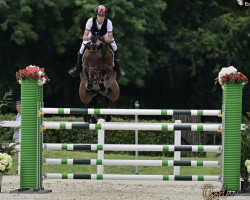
<box><xmin>16</xmin><ymin>65</ymin><xmax>49</xmax><ymax>86</ymax></box>
<box><xmin>0</xmin><ymin>153</ymin><xmax>12</xmax><ymax>174</ymax></box>
<box><xmin>246</xmin><ymin>160</ymin><xmax>250</xmax><ymax>174</ymax></box>
<box><xmin>215</xmin><ymin>66</ymin><xmax>248</xmax><ymax>88</ymax></box>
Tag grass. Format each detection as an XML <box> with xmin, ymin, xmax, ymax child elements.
<box><xmin>42</xmin><ymin>150</ymin><xmax>222</xmax><ymax>176</ymax></box>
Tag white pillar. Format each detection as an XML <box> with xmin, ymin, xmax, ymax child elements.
<box><xmin>135</xmin><ymin>101</ymin><xmax>139</xmax><ymax>174</ymax></box>
<box><xmin>97</xmin><ymin>119</ymin><xmax>105</xmax><ymax>174</ymax></box>
<box><xmin>174</xmin><ymin>120</ymin><xmax>181</xmax><ymax>175</ymax></box>
<box><xmin>135</xmin><ymin>114</ymin><xmax>139</xmax><ymax>174</ymax></box>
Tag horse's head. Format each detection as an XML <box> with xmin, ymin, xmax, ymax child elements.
<box><xmin>84</xmin><ymin>39</ymin><xmax>104</xmax><ymax>90</ymax></box>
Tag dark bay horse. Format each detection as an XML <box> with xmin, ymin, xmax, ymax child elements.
<box><xmin>79</xmin><ymin>39</ymin><xmax>120</xmax><ymax>123</ymax></box>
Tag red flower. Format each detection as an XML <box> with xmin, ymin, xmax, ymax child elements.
<box><xmin>16</xmin><ymin>66</ymin><xmax>49</xmax><ymax>85</ymax></box>
<box><xmin>232</xmin><ymin>77</ymin><xmax>236</xmax><ymax>81</ymax></box>
<box><xmin>26</xmin><ymin>66</ymin><xmax>39</xmax><ymax>73</ymax></box>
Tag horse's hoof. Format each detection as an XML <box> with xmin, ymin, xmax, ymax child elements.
<box><xmin>90</xmin><ymin>115</ymin><xmax>98</xmax><ymax>124</ymax></box>
<box><xmin>87</xmin><ymin>83</ymin><xmax>93</xmax><ymax>90</ymax></box>
<box><xmin>105</xmin><ymin>115</ymin><xmax>112</xmax><ymax>122</ymax></box>
<box><xmin>99</xmin><ymin>82</ymin><xmax>106</xmax><ymax>92</ymax></box>
<box><xmin>83</xmin><ymin>114</ymin><xmax>91</xmax><ymax>123</ymax></box>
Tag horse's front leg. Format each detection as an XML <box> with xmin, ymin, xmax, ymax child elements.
<box><xmin>104</xmin><ymin>97</ymin><xmax>112</xmax><ymax>122</ymax></box>
<box><xmin>99</xmin><ymin>64</ymin><xmax>110</xmax><ymax>96</ymax></box>
<box><xmin>84</xmin><ymin>66</ymin><xmax>95</xmax><ymax>90</ymax></box>
<box><xmin>79</xmin><ymin>80</ymin><xmax>97</xmax><ymax>105</ymax></box>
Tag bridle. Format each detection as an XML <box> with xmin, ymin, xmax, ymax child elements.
<box><xmin>85</xmin><ymin>42</ymin><xmax>110</xmax><ymax>73</ymax></box>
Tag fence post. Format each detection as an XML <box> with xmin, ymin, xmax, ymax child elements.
<box><xmin>174</xmin><ymin>120</ymin><xmax>182</xmax><ymax>175</ymax></box>
<box><xmin>135</xmin><ymin>101</ymin><xmax>139</xmax><ymax>174</ymax></box>
<box><xmin>97</xmin><ymin>119</ymin><xmax>105</xmax><ymax>174</ymax></box>
<box><xmin>222</xmin><ymin>83</ymin><xmax>242</xmax><ymax>191</ymax></box>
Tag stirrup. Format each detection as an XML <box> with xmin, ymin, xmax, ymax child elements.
<box><xmin>68</xmin><ymin>66</ymin><xmax>80</xmax><ymax>77</ymax></box>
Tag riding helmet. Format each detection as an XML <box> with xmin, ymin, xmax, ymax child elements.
<box><xmin>95</xmin><ymin>5</ymin><xmax>108</xmax><ymax>16</ymax></box>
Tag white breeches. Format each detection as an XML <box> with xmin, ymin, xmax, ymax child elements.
<box><xmin>79</xmin><ymin>40</ymin><xmax>117</xmax><ymax>54</ymax></box>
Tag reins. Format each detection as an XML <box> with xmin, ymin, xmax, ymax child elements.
<box><xmin>86</xmin><ymin>42</ymin><xmax>110</xmax><ymax>73</ymax></box>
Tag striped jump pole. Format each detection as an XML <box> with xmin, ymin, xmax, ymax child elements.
<box><xmin>44</xmin><ymin>159</ymin><xmax>220</xmax><ymax>167</ymax></box>
<box><xmin>42</xmin><ymin>122</ymin><xmax>222</xmax><ymax>132</ymax></box>
<box><xmin>44</xmin><ymin>144</ymin><xmax>222</xmax><ymax>152</ymax></box>
<box><xmin>40</xmin><ymin>108</ymin><xmax>221</xmax><ymax>116</ymax></box>
<box><xmin>44</xmin><ymin>174</ymin><xmax>221</xmax><ymax>181</ymax></box>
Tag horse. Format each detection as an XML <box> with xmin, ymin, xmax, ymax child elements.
<box><xmin>79</xmin><ymin>38</ymin><xmax>120</xmax><ymax>123</ymax></box>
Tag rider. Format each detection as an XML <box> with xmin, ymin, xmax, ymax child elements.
<box><xmin>68</xmin><ymin>5</ymin><xmax>125</xmax><ymax>78</ymax></box>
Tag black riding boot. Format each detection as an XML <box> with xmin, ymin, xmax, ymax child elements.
<box><xmin>68</xmin><ymin>52</ymin><xmax>83</xmax><ymax>77</ymax></box>
<box><xmin>114</xmin><ymin>50</ymin><xmax>125</xmax><ymax>78</ymax></box>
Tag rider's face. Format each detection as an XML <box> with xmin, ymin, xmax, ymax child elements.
<box><xmin>97</xmin><ymin>14</ymin><xmax>105</xmax><ymax>24</ymax></box>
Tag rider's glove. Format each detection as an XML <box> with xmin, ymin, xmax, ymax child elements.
<box><xmin>91</xmin><ymin>35</ymin><xmax>97</xmax><ymax>43</ymax></box>
<box><xmin>99</xmin><ymin>37</ymin><xmax>105</xmax><ymax>43</ymax></box>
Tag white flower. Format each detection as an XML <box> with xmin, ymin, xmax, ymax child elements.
<box><xmin>1</xmin><ymin>159</ymin><xmax>9</xmax><ymax>165</ymax></box>
<box><xmin>219</xmin><ymin>66</ymin><xmax>237</xmax><ymax>79</ymax></box>
<box><xmin>0</xmin><ymin>153</ymin><xmax>13</xmax><ymax>172</ymax></box>
<box><xmin>42</xmin><ymin>77</ymin><xmax>46</xmax><ymax>84</ymax></box>
<box><xmin>18</xmin><ymin>80</ymin><xmax>22</xmax><ymax>84</ymax></box>
<box><xmin>38</xmin><ymin>71</ymin><xmax>43</xmax><ymax>76</ymax></box>
<box><xmin>218</xmin><ymin>66</ymin><xmax>238</xmax><ymax>88</ymax></box>
<box><xmin>38</xmin><ymin>80</ymin><xmax>43</xmax><ymax>86</ymax></box>
<box><xmin>248</xmin><ymin>166</ymin><xmax>250</xmax><ymax>173</ymax></box>
<box><xmin>0</xmin><ymin>163</ymin><xmax>6</xmax><ymax>171</ymax></box>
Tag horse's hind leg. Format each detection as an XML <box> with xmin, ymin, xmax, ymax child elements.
<box><xmin>83</xmin><ymin>105</ymin><xmax>91</xmax><ymax>123</ymax></box>
<box><xmin>104</xmin><ymin>97</ymin><xmax>112</xmax><ymax>122</ymax></box>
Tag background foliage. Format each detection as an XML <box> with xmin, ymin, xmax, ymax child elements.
<box><xmin>0</xmin><ymin>0</ymin><xmax>249</xmax><ymax>112</ymax></box>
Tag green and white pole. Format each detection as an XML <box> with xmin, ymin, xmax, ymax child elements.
<box><xmin>11</xmin><ymin>66</ymin><xmax>51</xmax><ymax>193</ymax></box>
<box><xmin>42</xmin><ymin>122</ymin><xmax>222</xmax><ymax>131</ymax></box>
<box><xmin>222</xmin><ymin>82</ymin><xmax>242</xmax><ymax>191</ymax></box>
<box><xmin>44</xmin><ymin>174</ymin><xmax>221</xmax><ymax>181</ymax></box>
<box><xmin>40</xmin><ymin>108</ymin><xmax>221</xmax><ymax>116</ymax></box>
<box><xmin>44</xmin><ymin>158</ymin><xmax>220</xmax><ymax>167</ymax></box>
<box><xmin>44</xmin><ymin>144</ymin><xmax>222</xmax><ymax>152</ymax></box>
